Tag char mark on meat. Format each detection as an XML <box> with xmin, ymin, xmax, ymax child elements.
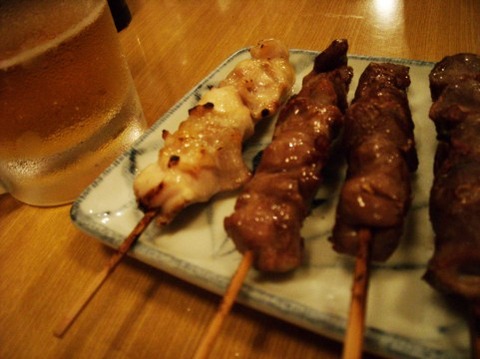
<box><xmin>133</xmin><ymin>39</ymin><xmax>295</xmax><ymax>223</ymax></box>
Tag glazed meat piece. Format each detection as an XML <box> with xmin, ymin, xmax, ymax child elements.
<box><xmin>330</xmin><ymin>62</ymin><xmax>417</xmax><ymax>262</ymax></box>
<box><xmin>424</xmin><ymin>53</ymin><xmax>480</xmax><ymax>301</ymax></box>
<box><xmin>332</xmin><ymin>136</ymin><xmax>411</xmax><ymax>261</ymax></box>
<box><xmin>429</xmin><ymin>53</ymin><xmax>480</xmax><ymax>101</ymax></box>
<box><xmin>426</xmin><ymin>159</ymin><xmax>480</xmax><ymax>300</ymax></box>
<box><xmin>224</xmin><ymin>39</ymin><xmax>353</xmax><ymax>272</ymax></box>
<box><xmin>448</xmin><ymin>113</ymin><xmax>480</xmax><ymax>158</ymax></box>
<box><xmin>429</xmin><ymin>79</ymin><xmax>480</xmax><ymax>138</ymax></box>
<box><xmin>343</xmin><ymin>88</ymin><xmax>417</xmax><ymax>172</ymax></box>
<box><xmin>133</xmin><ymin>39</ymin><xmax>295</xmax><ymax>224</ymax></box>
<box><xmin>337</xmin><ymin>135</ymin><xmax>411</xmax><ymax>228</ymax></box>
<box><xmin>312</xmin><ymin>38</ymin><xmax>348</xmax><ymax>73</ymax></box>
<box><xmin>353</xmin><ymin>62</ymin><xmax>411</xmax><ymax>101</ymax></box>
<box><xmin>343</xmin><ymin>63</ymin><xmax>417</xmax><ymax>172</ymax></box>
<box><xmin>432</xmin><ymin>114</ymin><xmax>480</xmax><ymax>174</ymax></box>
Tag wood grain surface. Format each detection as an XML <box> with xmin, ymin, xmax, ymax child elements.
<box><xmin>1</xmin><ymin>1</ymin><xmax>479</xmax><ymax>358</ymax></box>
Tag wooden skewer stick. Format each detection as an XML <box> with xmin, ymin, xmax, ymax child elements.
<box><xmin>193</xmin><ymin>250</ymin><xmax>254</xmax><ymax>359</ymax></box>
<box><xmin>342</xmin><ymin>228</ymin><xmax>372</xmax><ymax>359</ymax></box>
<box><xmin>53</xmin><ymin>209</ymin><xmax>158</xmax><ymax>338</ymax></box>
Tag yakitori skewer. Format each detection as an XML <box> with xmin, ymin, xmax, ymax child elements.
<box><xmin>424</xmin><ymin>52</ymin><xmax>480</xmax><ymax>359</ymax></box>
<box><xmin>192</xmin><ymin>40</ymin><xmax>352</xmax><ymax>356</ymax></box>
<box><xmin>53</xmin><ymin>39</ymin><xmax>295</xmax><ymax>337</ymax></box>
<box><xmin>330</xmin><ymin>62</ymin><xmax>418</xmax><ymax>357</ymax></box>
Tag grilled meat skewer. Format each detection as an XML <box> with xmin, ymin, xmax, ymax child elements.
<box><xmin>195</xmin><ymin>40</ymin><xmax>352</xmax><ymax>358</ymax></box>
<box><xmin>330</xmin><ymin>62</ymin><xmax>418</xmax><ymax>261</ymax></box>
<box><xmin>224</xmin><ymin>39</ymin><xmax>353</xmax><ymax>273</ymax></box>
<box><xmin>134</xmin><ymin>39</ymin><xmax>295</xmax><ymax>224</ymax></box>
<box><xmin>424</xmin><ymin>51</ymin><xmax>480</xmax><ymax>359</ymax></box>
<box><xmin>424</xmin><ymin>53</ymin><xmax>480</xmax><ymax>302</ymax></box>
<box><xmin>329</xmin><ymin>62</ymin><xmax>417</xmax><ymax>359</ymax></box>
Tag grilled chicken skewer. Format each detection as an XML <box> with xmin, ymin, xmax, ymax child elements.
<box><xmin>54</xmin><ymin>39</ymin><xmax>295</xmax><ymax>337</ymax></box>
<box><xmin>424</xmin><ymin>52</ymin><xmax>480</xmax><ymax>359</ymax></box>
<box><xmin>134</xmin><ymin>39</ymin><xmax>295</xmax><ymax>222</ymax></box>
<box><xmin>193</xmin><ymin>39</ymin><xmax>353</xmax><ymax>359</ymax></box>
<box><xmin>329</xmin><ymin>62</ymin><xmax>418</xmax><ymax>358</ymax></box>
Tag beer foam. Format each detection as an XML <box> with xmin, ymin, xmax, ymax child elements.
<box><xmin>0</xmin><ymin>1</ymin><xmax>106</xmax><ymax>70</ymax></box>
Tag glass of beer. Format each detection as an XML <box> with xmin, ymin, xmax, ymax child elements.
<box><xmin>0</xmin><ymin>0</ymin><xmax>147</xmax><ymax>206</ymax></box>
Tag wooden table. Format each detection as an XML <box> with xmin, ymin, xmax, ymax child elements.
<box><xmin>1</xmin><ymin>1</ymin><xmax>479</xmax><ymax>358</ymax></box>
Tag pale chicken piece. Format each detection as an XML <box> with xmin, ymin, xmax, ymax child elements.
<box><xmin>133</xmin><ymin>39</ymin><xmax>295</xmax><ymax>224</ymax></box>
<box><xmin>220</xmin><ymin>39</ymin><xmax>295</xmax><ymax>121</ymax></box>
<box><xmin>133</xmin><ymin>86</ymin><xmax>253</xmax><ymax>224</ymax></box>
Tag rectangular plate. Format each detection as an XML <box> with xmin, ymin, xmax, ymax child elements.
<box><xmin>71</xmin><ymin>48</ymin><xmax>469</xmax><ymax>359</ymax></box>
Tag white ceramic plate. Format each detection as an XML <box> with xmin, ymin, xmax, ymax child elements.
<box><xmin>71</xmin><ymin>48</ymin><xmax>469</xmax><ymax>359</ymax></box>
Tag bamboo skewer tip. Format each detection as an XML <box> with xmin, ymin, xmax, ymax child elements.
<box><xmin>342</xmin><ymin>228</ymin><xmax>372</xmax><ymax>359</ymax></box>
<box><xmin>193</xmin><ymin>251</ymin><xmax>254</xmax><ymax>359</ymax></box>
<box><xmin>53</xmin><ymin>210</ymin><xmax>158</xmax><ymax>338</ymax></box>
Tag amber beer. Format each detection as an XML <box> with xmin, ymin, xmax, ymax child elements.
<box><xmin>0</xmin><ymin>0</ymin><xmax>146</xmax><ymax>205</ymax></box>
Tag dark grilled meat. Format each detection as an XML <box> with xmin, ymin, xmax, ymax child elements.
<box><xmin>429</xmin><ymin>79</ymin><xmax>480</xmax><ymax>139</ymax></box>
<box><xmin>427</xmin><ymin>157</ymin><xmax>480</xmax><ymax>300</ymax></box>
<box><xmin>224</xmin><ymin>39</ymin><xmax>353</xmax><ymax>273</ymax></box>
<box><xmin>424</xmin><ymin>53</ymin><xmax>480</xmax><ymax>301</ymax></box>
<box><xmin>330</xmin><ymin>62</ymin><xmax>417</xmax><ymax>262</ymax></box>
<box><xmin>429</xmin><ymin>53</ymin><xmax>480</xmax><ymax>101</ymax></box>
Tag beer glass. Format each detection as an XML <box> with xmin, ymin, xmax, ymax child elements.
<box><xmin>0</xmin><ymin>0</ymin><xmax>147</xmax><ymax>206</ymax></box>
